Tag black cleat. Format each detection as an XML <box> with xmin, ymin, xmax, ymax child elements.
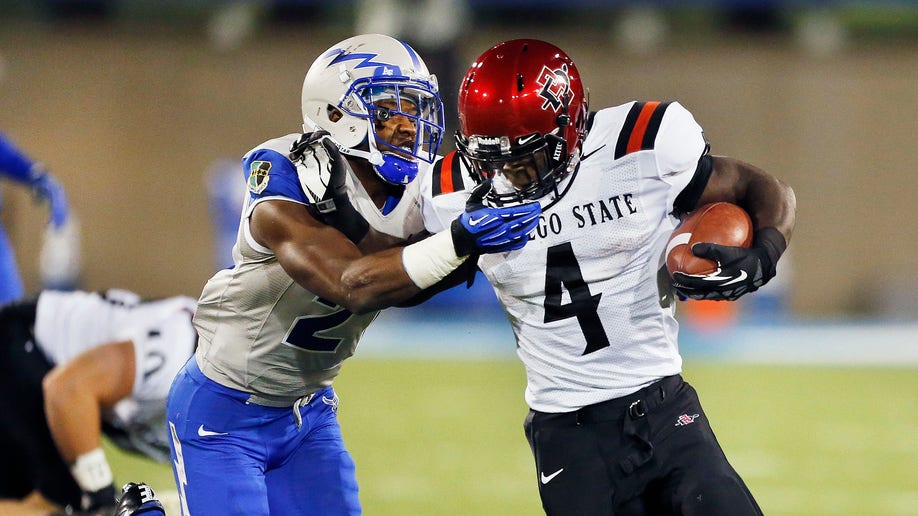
<box><xmin>115</xmin><ymin>482</ymin><xmax>166</xmax><ymax>516</ymax></box>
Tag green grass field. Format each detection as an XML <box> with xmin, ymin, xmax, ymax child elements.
<box><xmin>109</xmin><ymin>359</ymin><xmax>917</xmax><ymax>515</ymax></box>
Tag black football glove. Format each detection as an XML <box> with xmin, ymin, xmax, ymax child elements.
<box><xmin>671</xmin><ymin>227</ymin><xmax>786</xmax><ymax>301</ymax></box>
<box><xmin>450</xmin><ymin>180</ymin><xmax>542</xmax><ymax>256</ymax></box>
<box><xmin>290</xmin><ymin>131</ymin><xmax>370</xmax><ymax>243</ymax></box>
<box><xmin>115</xmin><ymin>482</ymin><xmax>166</xmax><ymax>516</ymax></box>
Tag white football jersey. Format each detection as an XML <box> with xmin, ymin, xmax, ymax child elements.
<box><xmin>194</xmin><ymin>134</ymin><xmax>429</xmax><ymax>403</ymax></box>
<box><xmin>34</xmin><ymin>289</ymin><xmax>197</xmax><ymax>461</ymax></box>
<box><xmin>425</xmin><ymin>101</ymin><xmax>706</xmax><ymax>412</ymax></box>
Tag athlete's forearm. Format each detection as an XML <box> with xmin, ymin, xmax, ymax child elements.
<box><xmin>43</xmin><ymin>367</ymin><xmax>104</xmax><ymax>462</ymax></box>
<box><xmin>338</xmin><ymin>246</ymin><xmax>426</xmax><ymax>314</ymax></box>
<box><xmin>354</xmin><ymin>225</ymin><xmax>419</xmax><ymax>255</ymax></box>
<box><xmin>42</xmin><ymin>341</ymin><xmax>135</xmax><ymax>497</ymax></box>
<box><xmin>704</xmin><ymin>156</ymin><xmax>796</xmax><ymax>242</ymax></box>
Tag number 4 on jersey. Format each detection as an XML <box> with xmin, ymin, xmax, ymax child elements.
<box><xmin>543</xmin><ymin>242</ymin><xmax>611</xmax><ymax>355</ymax></box>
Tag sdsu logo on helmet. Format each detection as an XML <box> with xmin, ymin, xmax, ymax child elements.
<box><xmin>537</xmin><ymin>64</ymin><xmax>572</xmax><ymax>113</ymax></box>
<box><xmin>456</xmin><ymin>39</ymin><xmax>589</xmax><ymax>206</ymax></box>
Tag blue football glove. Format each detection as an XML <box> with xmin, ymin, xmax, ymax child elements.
<box><xmin>30</xmin><ymin>171</ymin><xmax>69</xmax><ymax>228</ymax></box>
<box><xmin>450</xmin><ymin>180</ymin><xmax>541</xmax><ymax>256</ymax></box>
<box><xmin>671</xmin><ymin>227</ymin><xmax>786</xmax><ymax>301</ymax></box>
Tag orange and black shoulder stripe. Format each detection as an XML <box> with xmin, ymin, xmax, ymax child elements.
<box><xmin>431</xmin><ymin>150</ymin><xmax>465</xmax><ymax>197</ymax></box>
<box><xmin>613</xmin><ymin>101</ymin><xmax>672</xmax><ymax>159</ymax></box>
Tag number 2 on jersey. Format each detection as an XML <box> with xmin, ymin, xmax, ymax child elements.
<box><xmin>284</xmin><ymin>309</ymin><xmax>352</xmax><ymax>352</ymax></box>
<box><xmin>543</xmin><ymin>242</ymin><xmax>610</xmax><ymax>355</ymax></box>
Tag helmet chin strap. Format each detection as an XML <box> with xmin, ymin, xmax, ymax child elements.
<box><xmin>302</xmin><ymin>118</ymin><xmax>418</xmax><ymax>185</ymax></box>
<box><xmin>335</xmin><ymin>134</ymin><xmax>418</xmax><ymax>186</ymax></box>
<box><xmin>335</xmin><ymin>144</ymin><xmax>382</xmax><ymax>165</ymax></box>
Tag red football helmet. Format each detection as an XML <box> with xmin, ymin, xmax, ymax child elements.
<box><xmin>456</xmin><ymin>39</ymin><xmax>589</xmax><ymax>205</ymax></box>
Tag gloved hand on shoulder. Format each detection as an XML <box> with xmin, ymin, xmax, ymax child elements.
<box><xmin>290</xmin><ymin>131</ymin><xmax>369</xmax><ymax>244</ymax></box>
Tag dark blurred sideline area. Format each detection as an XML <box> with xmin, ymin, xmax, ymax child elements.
<box><xmin>1</xmin><ymin>0</ymin><xmax>917</xmax><ymax>330</ymax></box>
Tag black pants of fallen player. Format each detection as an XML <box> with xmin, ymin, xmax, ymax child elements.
<box><xmin>0</xmin><ymin>297</ymin><xmax>85</xmax><ymax>508</ymax></box>
<box><xmin>524</xmin><ymin>375</ymin><xmax>762</xmax><ymax>515</ymax></box>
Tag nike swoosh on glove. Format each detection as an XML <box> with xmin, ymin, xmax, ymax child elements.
<box><xmin>671</xmin><ymin>227</ymin><xmax>786</xmax><ymax>301</ymax></box>
<box><xmin>451</xmin><ymin>180</ymin><xmax>542</xmax><ymax>256</ymax></box>
<box><xmin>290</xmin><ymin>131</ymin><xmax>370</xmax><ymax>243</ymax></box>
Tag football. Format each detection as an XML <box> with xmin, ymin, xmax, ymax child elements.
<box><xmin>665</xmin><ymin>202</ymin><xmax>753</xmax><ymax>277</ymax></box>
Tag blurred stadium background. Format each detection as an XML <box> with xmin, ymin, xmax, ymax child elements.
<box><xmin>1</xmin><ymin>1</ymin><xmax>916</xmax><ymax>515</ymax></box>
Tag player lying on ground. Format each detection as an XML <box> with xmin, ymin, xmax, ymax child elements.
<box><xmin>0</xmin><ymin>289</ymin><xmax>196</xmax><ymax>515</ymax></box>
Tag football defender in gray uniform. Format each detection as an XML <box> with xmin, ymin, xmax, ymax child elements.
<box><xmin>424</xmin><ymin>39</ymin><xmax>796</xmax><ymax>515</ymax></box>
<box><xmin>166</xmin><ymin>34</ymin><xmax>540</xmax><ymax>516</ymax></box>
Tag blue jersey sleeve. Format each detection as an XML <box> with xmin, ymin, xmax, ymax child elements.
<box><xmin>0</xmin><ymin>132</ymin><xmax>37</xmax><ymax>182</ymax></box>
<box><xmin>243</xmin><ymin>148</ymin><xmax>309</xmax><ymax>204</ymax></box>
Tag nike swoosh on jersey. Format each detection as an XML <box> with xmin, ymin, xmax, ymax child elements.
<box><xmin>540</xmin><ymin>468</ymin><xmax>564</xmax><ymax>484</ymax></box>
<box><xmin>197</xmin><ymin>424</ymin><xmax>228</xmax><ymax>437</ymax></box>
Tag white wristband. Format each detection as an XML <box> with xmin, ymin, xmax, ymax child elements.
<box><xmin>401</xmin><ymin>230</ymin><xmax>468</xmax><ymax>289</ymax></box>
<box><xmin>71</xmin><ymin>448</ymin><xmax>113</xmax><ymax>492</ymax></box>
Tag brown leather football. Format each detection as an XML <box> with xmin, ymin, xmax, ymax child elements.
<box><xmin>666</xmin><ymin>202</ymin><xmax>753</xmax><ymax>277</ymax></box>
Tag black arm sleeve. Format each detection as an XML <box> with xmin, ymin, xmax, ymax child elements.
<box><xmin>672</xmin><ymin>153</ymin><xmax>713</xmax><ymax>217</ymax></box>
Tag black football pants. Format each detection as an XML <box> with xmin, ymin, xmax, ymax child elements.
<box><xmin>0</xmin><ymin>297</ymin><xmax>84</xmax><ymax>507</ymax></box>
<box><xmin>524</xmin><ymin>375</ymin><xmax>762</xmax><ymax>515</ymax></box>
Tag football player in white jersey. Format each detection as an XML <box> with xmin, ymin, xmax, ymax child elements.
<box><xmin>424</xmin><ymin>39</ymin><xmax>796</xmax><ymax>515</ymax></box>
<box><xmin>0</xmin><ymin>289</ymin><xmax>196</xmax><ymax>515</ymax></box>
<box><xmin>166</xmin><ymin>34</ymin><xmax>540</xmax><ymax>516</ymax></box>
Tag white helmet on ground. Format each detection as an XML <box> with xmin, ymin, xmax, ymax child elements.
<box><xmin>301</xmin><ymin>33</ymin><xmax>444</xmax><ymax>185</ymax></box>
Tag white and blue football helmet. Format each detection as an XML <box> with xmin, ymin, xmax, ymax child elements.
<box><xmin>301</xmin><ymin>33</ymin><xmax>444</xmax><ymax>185</ymax></box>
